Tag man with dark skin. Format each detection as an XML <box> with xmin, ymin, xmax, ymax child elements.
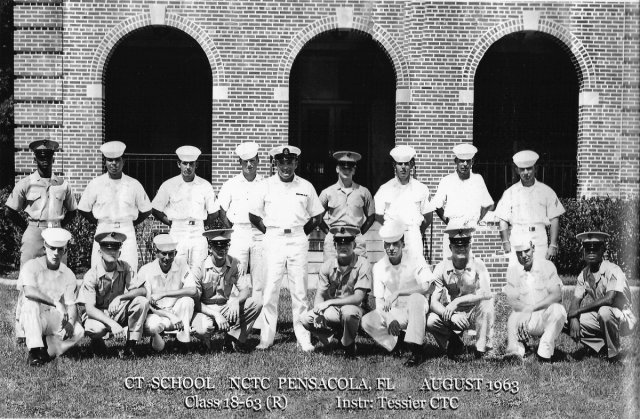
<box><xmin>565</xmin><ymin>232</ymin><xmax>636</xmax><ymax>362</ymax></box>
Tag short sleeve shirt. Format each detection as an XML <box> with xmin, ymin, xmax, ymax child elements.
<box><xmin>217</xmin><ymin>173</ymin><xmax>264</xmax><ymax>225</ymax></box>
<box><xmin>319</xmin><ymin>180</ymin><xmax>375</xmax><ymax>228</ymax></box>
<box><xmin>18</xmin><ymin>256</ymin><xmax>77</xmax><ymax>304</ymax></box>
<box><xmin>374</xmin><ymin>178</ymin><xmax>431</xmax><ymax>228</ymax></box>
<box><xmin>152</xmin><ymin>175</ymin><xmax>218</xmax><ymax>221</ymax></box>
<box><xmin>250</xmin><ymin>174</ymin><xmax>324</xmax><ymax>228</ymax></box>
<box><xmin>76</xmin><ymin>260</ymin><xmax>143</xmax><ymax>309</ymax></box>
<box><xmin>138</xmin><ymin>257</ymin><xmax>195</xmax><ymax>309</ymax></box>
<box><xmin>317</xmin><ymin>255</ymin><xmax>372</xmax><ymax>303</ymax></box>
<box><xmin>192</xmin><ymin>256</ymin><xmax>250</xmax><ymax>306</ymax></box>
<box><xmin>503</xmin><ymin>259</ymin><xmax>561</xmax><ymax>307</ymax></box>
<box><xmin>494</xmin><ymin>180</ymin><xmax>565</xmax><ymax>226</ymax></box>
<box><xmin>432</xmin><ymin>256</ymin><xmax>492</xmax><ymax>309</ymax></box>
<box><xmin>6</xmin><ymin>171</ymin><xmax>77</xmax><ymax>221</ymax></box>
<box><xmin>430</xmin><ymin>172</ymin><xmax>494</xmax><ymax>222</ymax></box>
<box><xmin>372</xmin><ymin>255</ymin><xmax>434</xmax><ymax>309</ymax></box>
<box><xmin>78</xmin><ymin>173</ymin><xmax>152</xmax><ymax>222</ymax></box>
<box><xmin>574</xmin><ymin>260</ymin><xmax>634</xmax><ymax>314</ymax></box>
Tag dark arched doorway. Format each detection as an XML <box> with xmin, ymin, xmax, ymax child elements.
<box><xmin>473</xmin><ymin>31</ymin><xmax>579</xmax><ymax>200</ymax></box>
<box><xmin>289</xmin><ymin>30</ymin><xmax>396</xmax><ymax>194</ymax></box>
<box><xmin>105</xmin><ymin>26</ymin><xmax>212</xmax><ymax>195</ymax></box>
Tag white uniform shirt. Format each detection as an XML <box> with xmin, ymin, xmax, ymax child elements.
<box><xmin>152</xmin><ymin>175</ymin><xmax>218</xmax><ymax>221</ymax></box>
<box><xmin>78</xmin><ymin>173</ymin><xmax>152</xmax><ymax>222</ymax></box>
<box><xmin>372</xmin><ymin>255</ymin><xmax>434</xmax><ymax>309</ymax></box>
<box><xmin>251</xmin><ymin>174</ymin><xmax>324</xmax><ymax>229</ymax></box>
<box><xmin>217</xmin><ymin>172</ymin><xmax>264</xmax><ymax>225</ymax></box>
<box><xmin>374</xmin><ymin>178</ymin><xmax>431</xmax><ymax>228</ymax></box>
<box><xmin>138</xmin><ymin>257</ymin><xmax>195</xmax><ymax>310</ymax></box>
<box><xmin>503</xmin><ymin>259</ymin><xmax>561</xmax><ymax>307</ymax></box>
<box><xmin>18</xmin><ymin>256</ymin><xmax>77</xmax><ymax>304</ymax></box>
<box><xmin>494</xmin><ymin>180</ymin><xmax>565</xmax><ymax>226</ymax></box>
<box><xmin>430</xmin><ymin>172</ymin><xmax>494</xmax><ymax>222</ymax></box>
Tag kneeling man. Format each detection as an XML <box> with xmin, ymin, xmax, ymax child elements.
<box><xmin>566</xmin><ymin>232</ymin><xmax>636</xmax><ymax>362</ymax></box>
<box><xmin>77</xmin><ymin>232</ymin><xmax>149</xmax><ymax>358</ymax></box>
<box><xmin>361</xmin><ymin>220</ymin><xmax>435</xmax><ymax>366</ymax></box>
<box><xmin>302</xmin><ymin>225</ymin><xmax>371</xmax><ymax>357</ymax></box>
<box><xmin>427</xmin><ymin>223</ymin><xmax>494</xmax><ymax>358</ymax></box>
<box><xmin>191</xmin><ymin>229</ymin><xmax>262</xmax><ymax>352</ymax></box>
<box><xmin>503</xmin><ymin>238</ymin><xmax>567</xmax><ymax>361</ymax></box>
<box><xmin>19</xmin><ymin>228</ymin><xmax>84</xmax><ymax>366</ymax></box>
<box><xmin>140</xmin><ymin>234</ymin><xmax>197</xmax><ymax>352</ymax></box>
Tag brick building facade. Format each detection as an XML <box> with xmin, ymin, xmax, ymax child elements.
<box><xmin>12</xmin><ymin>0</ymin><xmax>640</xmax><ymax>289</ymax></box>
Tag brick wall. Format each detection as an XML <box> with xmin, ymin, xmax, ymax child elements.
<box><xmin>13</xmin><ymin>0</ymin><xmax>639</xmax><ymax>288</ymax></box>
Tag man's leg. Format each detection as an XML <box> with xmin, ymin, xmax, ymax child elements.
<box><xmin>223</xmin><ymin>297</ymin><xmax>263</xmax><ymax>343</ymax></box>
<box><xmin>405</xmin><ymin>293</ymin><xmax>429</xmax><ymax>346</ymax></box>
<box><xmin>172</xmin><ymin>297</ymin><xmax>195</xmax><ymax>343</ymax></box>
<box><xmin>191</xmin><ymin>312</ymin><xmax>215</xmax><ymax>347</ymax></box>
<box><xmin>258</xmin><ymin>233</ymin><xmax>286</xmax><ymax>348</ymax></box>
<box><xmin>473</xmin><ymin>298</ymin><xmax>495</xmax><ymax>352</ymax></box>
<box><xmin>577</xmin><ymin>311</ymin><xmax>607</xmax><ymax>354</ymax></box>
<box><xmin>337</xmin><ymin>305</ymin><xmax>363</xmax><ymax>347</ymax></box>
<box><xmin>144</xmin><ymin>313</ymin><xmax>169</xmax><ymax>351</ymax></box>
<box><xmin>532</xmin><ymin>303</ymin><xmax>567</xmax><ymax>359</ymax></box>
<box><xmin>20</xmin><ymin>225</ymin><xmax>46</xmax><ymax>266</ymax></box>
<box><xmin>110</xmin><ymin>296</ymin><xmax>149</xmax><ymax>343</ymax></box>
<box><xmin>361</xmin><ymin>308</ymin><xmax>408</xmax><ymax>352</ymax></box>
<box><xmin>322</xmin><ymin>232</ymin><xmax>336</xmax><ymax>263</ymax></box>
<box><xmin>596</xmin><ymin>306</ymin><xmax>623</xmax><ymax>358</ymax></box>
<box><xmin>426</xmin><ymin>312</ymin><xmax>450</xmax><ymax>350</ymax></box>
<box><xmin>287</xmin><ymin>234</ymin><xmax>312</xmax><ymax>350</ymax></box>
<box><xmin>307</xmin><ymin>306</ymin><xmax>341</xmax><ymax>346</ymax></box>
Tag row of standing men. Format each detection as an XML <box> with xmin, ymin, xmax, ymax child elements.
<box><xmin>6</xmin><ymin>139</ymin><xmax>636</xmax><ymax>365</ymax></box>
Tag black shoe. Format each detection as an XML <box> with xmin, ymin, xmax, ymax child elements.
<box><xmin>90</xmin><ymin>338</ymin><xmax>108</xmax><ymax>356</ymax></box>
<box><xmin>223</xmin><ymin>335</ymin><xmax>248</xmax><ymax>353</ymax></box>
<box><xmin>403</xmin><ymin>344</ymin><xmax>425</xmax><ymax>367</ymax></box>
<box><xmin>118</xmin><ymin>341</ymin><xmax>137</xmax><ymax>359</ymax></box>
<box><xmin>391</xmin><ymin>334</ymin><xmax>406</xmax><ymax>358</ymax></box>
<box><xmin>172</xmin><ymin>341</ymin><xmax>191</xmax><ymax>354</ymax></box>
<box><xmin>446</xmin><ymin>334</ymin><xmax>464</xmax><ymax>359</ymax></box>
<box><xmin>607</xmin><ymin>353</ymin><xmax>623</xmax><ymax>364</ymax></box>
<box><xmin>536</xmin><ymin>353</ymin><xmax>553</xmax><ymax>363</ymax></box>
<box><xmin>27</xmin><ymin>348</ymin><xmax>49</xmax><ymax>367</ymax></box>
<box><xmin>343</xmin><ymin>343</ymin><xmax>357</xmax><ymax>359</ymax></box>
<box><xmin>16</xmin><ymin>337</ymin><xmax>26</xmax><ymax>347</ymax></box>
<box><xmin>569</xmin><ymin>345</ymin><xmax>598</xmax><ymax>361</ymax></box>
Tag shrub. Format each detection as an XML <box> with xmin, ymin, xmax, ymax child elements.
<box><xmin>557</xmin><ymin>197</ymin><xmax>639</xmax><ymax>279</ymax></box>
<box><xmin>0</xmin><ymin>186</ymin><xmax>21</xmax><ymax>271</ymax></box>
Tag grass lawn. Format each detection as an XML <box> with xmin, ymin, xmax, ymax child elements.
<box><xmin>1</xmin><ymin>285</ymin><xmax>638</xmax><ymax>418</ymax></box>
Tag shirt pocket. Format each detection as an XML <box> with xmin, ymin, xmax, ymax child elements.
<box><xmin>201</xmin><ymin>281</ymin><xmax>215</xmax><ymax>298</ymax></box>
<box><xmin>26</xmin><ymin>190</ymin><xmax>42</xmax><ymax>206</ymax></box>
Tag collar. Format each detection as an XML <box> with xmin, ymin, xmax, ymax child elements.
<box><xmin>238</xmin><ymin>172</ymin><xmax>262</xmax><ymax>183</ymax></box>
<box><xmin>444</xmin><ymin>257</ymin><xmax>475</xmax><ymax>275</ymax></box>
<box><xmin>31</xmin><ymin>171</ymin><xmax>63</xmax><ymax>186</ymax></box>
<box><xmin>96</xmin><ymin>259</ymin><xmax>125</xmax><ymax>278</ymax></box>
<box><xmin>204</xmin><ymin>255</ymin><xmax>232</xmax><ymax>270</ymax></box>
<box><xmin>392</xmin><ymin>177</ymin><xmax>413</xmax><ymax>188</ymax></box>
<box><xmin>336</xmin><ymin>178</ymin><xmax>359</xmax><ymax>191</ymax></box>
<box><xmin>331</xmin><ymin>254</ymin><xmax>358</xmax><ymax>275</ymax></box>
<box><xmin>517</xmin><ymin>178</ymin><xmax>537</xmax><ymax>189</ymax></box>
<box><xmin>150</xmin><ymin>258</ymin><xmax>180</xmax><ymax>276</ymax></box>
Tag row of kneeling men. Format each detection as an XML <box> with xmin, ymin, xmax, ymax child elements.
<box><xmin>15</xmin><ymin>221</ymin><xmax>635</xmax><ymax>367</ymax></box>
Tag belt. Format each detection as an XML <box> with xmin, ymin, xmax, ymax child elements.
<box><xmin>513</xmin><ymin>223</ymin><xmax>545</xmax><ymax>232</ymax></box>
<box><xmin>98</xmin><ymin>220</ymin><xmax>133</xmax><ymax>229</ymax></box>
<box><xmin>267</xmin><ymin>226</ymin><xmax>304</xmax><ymax>234</ymax></box>
<box><xmin>172</xmin><ymin>219</ymin><xmax>202</xmax><ymax>227</ymax></box>
<box><xmin>28</xmin><ymin>220</ymin><xmax>61</xmax><ymax>228</ymax></box>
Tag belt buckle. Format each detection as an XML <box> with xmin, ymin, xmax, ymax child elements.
<box><xmin>284</xmin><ymin>228</ymin><xmax>291</xmax><ymax>234</ymax></box>
<box><xmin>529</xmin><ymin>226</ymin><xmax>536</xmax><ymax>232</ymax></box>
<box><xmin>114</xmin><ymin>222</ymin><xmax>121</xmax><ymax>228</ymax></box>
<box><xmin>188</xmin><ymin>220</ymin><xmax>196</xmax><ymax>226</ymax></box>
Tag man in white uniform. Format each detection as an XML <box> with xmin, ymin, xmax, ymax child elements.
<box><xmin>152</xmin><ymin>146</ymin><xmax>219</xmax><ymax>269</ymax></box>
<box><xmin>503</xmin><ymin>237</ymin><xmax>567</xmax><ymax>362</ymax></box>
<box><xmin>374</xmin><ymin>145</ymin><xmax>432</xmax><ymax>260</ymax></box>
<box><xmin>218</xmin><ymin>142</ymin><xmax>266</xmax><ymax>301</ymax></box>
<box><xmin>361</xmin><ymin>220</ymin><xmax>435</xmax><ymax>366</ymax></box>
<box><xmin>140</xmin><ymin>234</ymin><xmax>197</xmax><ymax>352</ymax></box>
<box><xmin>431</xmin><ymin>144</ymin><xmax>493</xmax><ymax>258</ymax></box>
<box><xmin>494</xmin><ymin>150</ymin><xmax>565</xmax><ymax>265</ymax></box>
<box><xmin>249</xmin><ymin>145</ymin><xmax>324</xmax><ymax>351</ymax></box>
<box><xmin>319</xmin><ymin>151</ymin><xmax>375</xmax><ymax>261</ymax></box>
<box><xmin>18</xmin><ymin>228</ymin><xmax>84</xmax><ymax>366</ymax></box>
<box><xmin>78</xmin><ymin>141</ymin><xmax>152</xmax><ymax>272</ymax></box>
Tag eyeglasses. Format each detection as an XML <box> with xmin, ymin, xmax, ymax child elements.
<box><xmin>583</xmin><ymin>244</ymin><xmax>603</xmax><ymax>251</ymax></box>
<box><xmin>210</xmin><ymin>242</ymin><xmax>231</xmax><ymax>249</ymax></box>
<box><xmin>338</xmin><ymin>162</ymin><xmax>356</xmax><ymax>169</ymax></box>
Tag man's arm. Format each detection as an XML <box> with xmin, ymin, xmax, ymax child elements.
<box><xmin>360</xmin><ymin>214</ymin><xmax>376</xmax><ymax>235</ymax></box>
<box><xmin>567</xmin><ymin>290</ymin><xmax>618</xmax><ymax>319</ymax></box>
<box><xmin>434</xmin><ymin>207</ymin><xmax>448</xmax><ymax>225</ymax></box>
<box><xmin>304</xmin><ymin>214</ymin><xmax>323</xmax><ymax>236</ymax></box>
<box><xmin>529</xmin><ymin>283</ymin><xmax>562</xmax><ymax>312</ymax></box>
<box><xmin>546</xmin><ymin>217</ymin><xmax>560</xmax><ymax>259</ymax></box>
<box><xmin>152</xmin><ymin>208</ymin><xmax>171</xmax><ymax>227</ymax></box>
<box><xmin>499</xmin><ymin>219</ymin><xmax>511</xmax><ymax>253</ymax></box>
<box><xmin>218</xmin><ymin>208</ymin><xmax>232</xmax><ymax>228</ymax></box>
<box><xmin>249</xmin><ymin>213</ymin><xmax>266</xmax><ymax>234</ymax></box>
<box><xmin>133</xmin><ymin>210</ymin><xmax>151</xmax><ymax>226</ymax></box>
<box><xmin>78</xmin><ymin>209</ymin><xmax>98</xmax><ymax>225</ymax></box>
<box><xmin>61</xmin><ymin>209</ymin><xmax>76</xmax><ymax>228</ymax></box>
<box><xmin>478</xmin><ymin>205</ymin><xmax>492</xmax><ymax>224</ymax></box>
<box><xmin>319</xmin><ymin>289</ymin><xmax>366</xmax><ymax>311</ymax></box>
<box><xmin>420</xmin><ymin>211</ymin><xmax>433</xmax><ymax>234</ymax></box>
<box><xmin>120</xmin><ymin>286</ymin><xmax>147</xmax><ymax>301</ymax></box>
<box><xmin>82</xmin><ymin>302</ymin><xmax>122</xmax><ymax>331</ymax></box>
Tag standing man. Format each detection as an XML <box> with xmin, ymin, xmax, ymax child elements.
<box><xmin>302</xmin><ymin>225</ymin><xmax>372</xmax><ymax>357</ymax></box>
<box><xmin>565</xmin><ymin>232</ymin><xmax>636</xmax><ymax>362</ymax></box>
<box><xmin>152</xmin><ymin>145</ymin><xmax>219</xmax><ymax>269</ymax></box>
<box><xmin>190</xmin><ymin>229</ymin><xmax>262</xmax><ymax>352</ymax></box>
<box><xmin>249</xmin><ymin>145</ymin><xmax>324</xmax><ymax>351</ymax></box>
<box><xmin>374</xmin><ymin>145</ymin><xmax>432</xmax><ymax>260</ymax></box>
<box><xmin>77</xmin><ymin>232</ymin><xmax>150</xmax><ymax>358</ymax></box>
<box><xmin>503</xmin><ymin>238</ymin><xmax>567</xmax><ymax>362</ymax></box>
<box><xmin>318</xmin><ymin>151</ymin><xmax>375</xmax><ymax>261</ymax></box>
<box><xmin>217</xmin><ymin>142</ymin><xmax>265</xmax><ymax>301</ymax></box>
<box><xmin>430</xmin><ymin>144</ymin><xmax>493</xmax><ymax>258</ymax></box>
<box><xmin>494</xmin><ymin>150</ymin><xmax>565</xmax><ymax>265</ymax></box>
<box><xmin>5</xmin><ymin>139</ymin><xmax>77</xmax><ymax>266</ymax></box>
<box><xmin>427</xmin><ymin>223</ymin><xmax>495</xmax><ymax>358</ymax></box>
<box><xmin>78</xmin><ymin>141</ymin><xmax>152</xmax><ymax>272</ymax></box>
<box><xmin>139</xmin><ymin>234</ymin><xmax>196</xmax><ymax>352</ymax></box>
<box><xmin>361</xmin><ymin>220</ymin><xmax>435</xmax><ymax>366</ymax></box>
<box><xmin>18</xmin><ymin>228</ymin><xmax>84</xmax><ymax>366</ymax></box>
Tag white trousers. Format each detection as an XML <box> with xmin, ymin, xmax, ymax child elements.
<box><xmin>228</xmin><ymin>224</ymin><xmax>266</xmax><ymax>300</ymax></box>
<box><xmin>171</xmin><ymin>220</ymin><xmax>208</xmax><ymax>270</ymax></box>
<box><xmin>404</xmin><ymin>226</ymin><xmax>424</xmax><ymax>261</ymax></box>
<box><xmin>144</xmin><ymin>297</ymin><xmax>195</xmax><ymax>343</ymax></box>
<box><xmin>20</xmin><ymin>299</ymin><xmax>84</xmax><ymax>357</ymax></box>
<box><xmin>91</xmin><ymin>222</ymin><xmax>138</xmax><ymax>272</ymax></box>
<box><xmin>506</xmin><ymin>303</ymin><xmax>567</xmax><ymax>359</ymax></box>
<box><xmin>259</xmin><ymin>228</ymin><xmax>310</xmax><ymax>347</ymax></box>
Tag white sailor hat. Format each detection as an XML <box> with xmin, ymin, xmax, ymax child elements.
<box><xmin>444</xmin><ymin>219</ymin><xmax>475</xmax><ymax>245</ymax></box>
<box><xmin>100</xmin><ymin>141</ymin><xmax>126</xmax><ymax>159</ymax></box>
<box><xmin>379</xmin><ymin>220</ymin><xmax>406</xmax><ymax>243</ymax></box>
<box><xmin>29</xmin><ymin>139</ymin><xmax>59</xmax><ymax>155</ymax></box>
<box><xmin>389</xmin><ymin>145</ymin><xmax>416</xmax><ymax>163</ymax></box>
<box><xmin>153</xmin><ymin>234</ymin><xmax>178</xmax><ymax>252</ymax></box>
<box><xmin>576</xmin><ymin>231</ymin><xmax>610</xmax><ymax>244</ymax></box>
<box><xmin>236</xmin><ymin>142</ymin><xmax>260</xmax><ymax>160</ymax></box>
<box><xmin>333</xmin><ymin>151</ymin><xmax>362</xmax><ymax>163</ymax></box>
<box><xmin>41</xmin><ymin>228</ymin><xmax>72</xmax><ymax>247</ymax></box>
<box><xmin>452</xmin><ymin>143</ymin><xmax>477</xmax><ymax>160</ymax></box>
<box><xmin>511</xmin><ymin>236</ymin><xmax>533</xmax><ymax>252</ymax></box>
<box><xmin>512</xmin><ymin>150</ymin><xmax>539</xmax><ymax>168</ymax></box>
<box><xmin>176</xmin><ymin>145</ymin><xmax>201</xmax><ymax>162</ymax></box>
<box><xmin>203</xmin><ymin>229</ymin><xmax>234</xmax><ymax>243</ymax></box>
<box><xmin>269</xmin><ymin>145</ymin><xmax>301</xmax><ymax>159</ymax></box>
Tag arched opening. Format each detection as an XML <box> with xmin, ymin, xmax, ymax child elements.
<box><xmin>104</xmin><ymin>26</ymin><xmax>212</xmax><ymax>195</ymax></box>
<box><xmin>473</xmin><ymin>31</ymin><xmax>579</xmax><ymax>200</ymax></box>
<box><xmin>289</xmin><ymin>30</ymin><xmax>396</xmax><ymax>194</ymax></box>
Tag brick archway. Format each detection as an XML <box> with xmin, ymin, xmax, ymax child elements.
<box><xmin>276</xmin><ymin>16</ymin><xmax>410</xmax><ymax>89</ymax></box>
<box><xmin>89</xmin><ymin>13</ymin><xmax>225</xmax><ymax>85</ymax></box>
<box><xmin>462</xmin><ymin>18</ymin><xmax>594</xmax><ymax>91</ymax></box>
